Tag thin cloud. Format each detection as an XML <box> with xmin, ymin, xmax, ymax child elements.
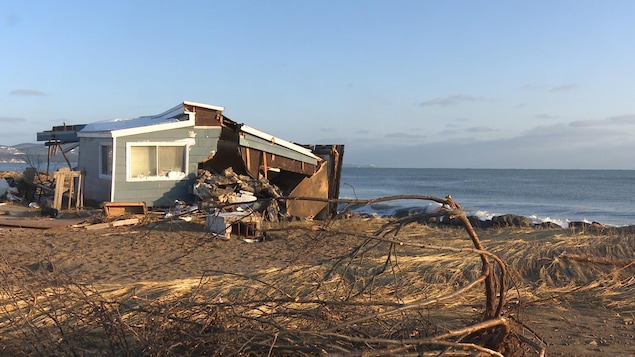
<box><xmin>384</xmin><ymin>132</ymin><xmax>425</xmax><ymax>140</ymax></box>
<box><xmin>356</xmin><ymin>129</ymin><xmax>371</xmax><ymax>135</ymax></box>
<box><xmin>569</xmin><ymin>119</ymin><xmax>603</xmax><ymax>127</ymax></box>
<box><xmin>608</xmin><ymin>114</ymin><xmax>635</xmax><ymax>125</ymax></box>
<box><xmin>419</xmin><ymin>94</ymin><xmax>485</xmax><ymax>107</ymax></box>
<box><xmin>348</xmin><ymin>122</ymin><xmax>635</xmax><ymax>169</ymax></box>
<box><xmin>438</xmin><ymin>128</ymin><xmax>461</xmax><ymax>136</ymax></box>
<box><xmin>0</xmin><ymin>131</ymin><xmax>30</xmax><ymax>140</ymax></box>
<box><xmin>550</xmin><ymin>83</ymin><xmax>579</xmax><ymax>92</ymax></box>
<box><xmin>523</xmin><ymin>123</ymin><xmax>568</xmax><ymax>136</ymax></box>
<box><xmin>520</xmin><ymin>83</ymin><xmax>548</xmax><ymax>90</ymax></box>
<box><xmin>0</xmin><ymin>116</ymin><xmax>26</xmax><ymax>123</ymax></box>
<box><xmin>443</xmin><ymin>118</ymin><xmax>470</xmax><ymax>129</ymax></box>
<box><xmin>535</xmin><ymin>113</ymin><xmax>556</xmax><ymax>119</ymax></box>
<box><xmin>10</xmin><ymin>89</ymin><xmax>45</xmax><ymax>96</ymax></box>
<box><xmin>521</xmin><ymin>122</ymin><xmax>629</xmax><ymax>148</ymax></box>
<box><xmin>570</xmin><ymin>114</ymin><xmax>635</xmax><ymax>128</ymax></box>
<box><xmin>465</xmin><ymin>126</ymin><xmax>495</xmax><ymax>133</ymax></box>
<box><xmin>521</xmin><ymin>83</ymin><xmax>579</xmax><ymax>92</ymax></box>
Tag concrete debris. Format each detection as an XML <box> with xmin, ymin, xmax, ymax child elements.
<box><xmin>193</xmin><ymin>167</ymin><xmax>286</xmax><ymax>221</ymax></box>
<box><xmin>165</xmin><ymin>200</ymin><xmax>199</xmax><ymax>219</ymax></box>
<box><xmin>206</xmin><ymin>211</ymin><xmax>262</xmax><ymax>239</ymax></box>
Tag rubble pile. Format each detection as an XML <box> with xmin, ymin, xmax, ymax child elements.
<box><xmin>193</xmin><ymin>168</ymin><xmax>286</xmax><ymax>221</ymax></box>
<box><xmin>0</xmin><ymin>177</ymin><xmax>21</xmax><ymax>202</ymax></box>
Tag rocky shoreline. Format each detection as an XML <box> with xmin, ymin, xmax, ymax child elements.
<box><xmin>387</xmin><ymin>206</ymin><xmax>634</xmax><ymax>231</ymax></box>
<box><xmin>1</xmin><ymin>167</ymin><xmax>632</xmax><ymax>232</ymax></box>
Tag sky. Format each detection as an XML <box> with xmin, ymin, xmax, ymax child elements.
<box><xmin>2</xmin><ymin>1</ymin><xmax>635</xmax><ymax>169</ymax></box>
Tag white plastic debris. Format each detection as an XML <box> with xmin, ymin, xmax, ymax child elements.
<box><xmin>0</xmin><ymin>178</ymin><xmax>8</xmax><ymax>197</ymax></box>
<box><xmin>6</xmin><ymin>186</ymin><xmax>20</xmax><ymax>201</ymax></box>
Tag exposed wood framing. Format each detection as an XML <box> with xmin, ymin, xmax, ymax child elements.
<box><xmin>53</xmin><ymin>170</ymin><xmax>84</xmax><ymax>211</ymax></box>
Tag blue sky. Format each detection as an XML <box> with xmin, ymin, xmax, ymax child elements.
<box><xmin>2</xmin><ymin>1</ymin><xmax>635</xmax><ymax>169</ymax></box>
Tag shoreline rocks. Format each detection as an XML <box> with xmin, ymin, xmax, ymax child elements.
<box><xmin>378</xmin><ymin>207</ymin><xmax>634</xmax><ymax>231</ymax></box>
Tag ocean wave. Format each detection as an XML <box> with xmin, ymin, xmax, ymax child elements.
<box><xmin>344</xmin><ymin>202</ymin><xmax>608</xmax><ymax>228</ymax></box>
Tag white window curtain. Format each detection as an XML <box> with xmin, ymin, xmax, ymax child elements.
<box><xmin>128</xmin><ymin>144</ymin><xmax>186</xmax><ymax>180</ymax></box>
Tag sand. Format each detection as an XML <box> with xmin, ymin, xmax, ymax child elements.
<box><xmin>1</xmin><ymin>208</ymin><xmax>635</xmax><ymax>356</ymax></box>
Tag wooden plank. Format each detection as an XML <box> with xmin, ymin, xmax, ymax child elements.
<box><xmin>53</xmin><ymin>171</ymin><xmax>65</xmax><ymax>211</ymax></box>
<box><xmin>287</xmin><ymin>161</ymin><xmax>329</xmax><ymax>219</ymax></box>
<box><xmin>84</xmin><ymin>218</ymin><xmax>140</xmax><ymax>230</ymax></box>
<box><xmin>0</xmin><ymin>217</ymin><xmax>88</xmax><ymax>229</ymax></box>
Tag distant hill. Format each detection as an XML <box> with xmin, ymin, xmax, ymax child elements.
<box><xmin>0</xmin><ymin>143</ymin><xmax>79</xmax><ymax>165</ymax></box>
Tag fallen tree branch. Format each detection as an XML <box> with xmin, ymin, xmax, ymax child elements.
<box><xmin>559</xmin><ymin>253</ymin><xmax>635</xmax><ymax>266</ymax></box>
<box><xmin>323</xmin><ymin>273</ymin><xmax>489</xmax><ymax>333</ymax></box>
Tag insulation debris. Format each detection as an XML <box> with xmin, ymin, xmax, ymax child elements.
<box><xmin>193</xmin><ymin>168</ymin><xmax>286</xmax><ymax>221</ymax></box>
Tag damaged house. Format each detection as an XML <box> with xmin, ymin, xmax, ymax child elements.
<box><xmin>37</xmin><ymin>101</ymin><xmax>344</xmax><ymax>218</ymax></box>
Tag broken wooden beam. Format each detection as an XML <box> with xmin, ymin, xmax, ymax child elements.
<box><xmin>84</xmin><ymin>218</ymin><xmax>140</xmax><ymax>230</ymax></box>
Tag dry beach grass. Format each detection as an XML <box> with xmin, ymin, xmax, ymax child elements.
<box><xmin>0</xmin><ymin>207</ymin><xmax>634</xmax><ymax>356</ymax></box>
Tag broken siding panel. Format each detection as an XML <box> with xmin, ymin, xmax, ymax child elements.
<box><xmin>312</xmin><ymin>145</ymin><xmax>344</xmax><ymax>196</ymax></box>
<box><xmin>78</xmin><ymin>137</ymin><xmax>112</xmax><ymax>203</ymax></box>
<box><xmin>287</xmin><ymin>161</ymin><xmax>330</xmax><ymax>218</ymax></box>
<box><xmin>202</xmin><ymin>138</ymin><xmax>247</xmax><ymax>175</ymax></box>
<box><xmin>240</xmin><ymin>147</ymin><xmax>316</xmax><ymax>178</ymax></box>
<box><xmin>187</xmin><ymin>127</ymin><xmax>223</xmax><ymax>167</ymax></box>
<box><xmin>189</xmin><ymin>106</ymin><xmax>223</xmax><ymax>126</ymax></box>
<box><xmin>238</xmin><ymin>132</ymin><xmax>318</xmax><ymax>164</ymax></box>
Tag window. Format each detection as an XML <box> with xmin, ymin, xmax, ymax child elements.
<box><xmin>127</xmin><ymin>143</ymin><xmax>187</xmax><ymax>181</ymax></box>
<box><xmin>99</xmin><ymin>143</ymin><xmax>113</xmax><ymax>178</ymax></box>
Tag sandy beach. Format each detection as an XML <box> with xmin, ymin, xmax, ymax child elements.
<box><xmin>1</xmin><ymin>205</ymin><xmax>634</xmax><ymax>356</ymax></box>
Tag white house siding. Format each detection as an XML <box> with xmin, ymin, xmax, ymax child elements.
<box><xmin>77</xmin><ymin>136</ymin><xmax>113</xmax><ymax>203</ymax></box>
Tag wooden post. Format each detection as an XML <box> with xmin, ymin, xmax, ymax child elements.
<box><xmin>67</xmin><ymin>174</ymin><xmax>74</xmax><ymax>210</ymax></box>
<box><xmin>245</xmin><ymin>147</ymin><xmax>251</xmax><ymax>172</ymax></box>
<box><xmin>76</xmin><ymin>172</ymin><xmax>83</xmax><ymax>209</ymax></box>
<box><xmin>53</xmin><ymin>171</ymin><xmax>65</xmax><ymax>211</ymax></box>
<box><xmin>262</xmin><ymin>151</ymin><xmax>268</xmax><ymax>179</ymax></box>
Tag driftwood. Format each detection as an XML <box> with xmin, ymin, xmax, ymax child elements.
<box><xmin>281</xmin><ymin>194</ymin><xmax>505</xmax><ymax>317</ymax></box>
<box><xmin>0</xmin><ymin>194</ymin><xmax>548</xmax><ymax>356</ymax></box>
<box><xmin>0</xmin><ymin>216</ymin><xmax>87</xmax><ymax>229</ymax></box>
<box><xmin>253</xmin><ymin>194</ymin><xmax>541</xmax><ymax>355</ymax></box>
<box><xmin>559</xmin><ymin>253</ymin><xmax>635</xmax><ymax>266</ymax></box>
<box><xmin>84</xmin><ymin>218</ymin><xmax>140</xmax><ymax>230</ymax></box>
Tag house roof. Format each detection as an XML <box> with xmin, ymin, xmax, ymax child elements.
<box><xmin>240</xmin><ymin>125</ymin><xmax>319</xmax><ymax>160</ymax></box>
<box><xmin>78</xmin><ymin>101</ymin><xmax>225</xmax><ymax>137</ymax></box>
<box><xmin>76</xmin><ymin>100</ymin><xmax>320</xmax><ymax>161</ymax></box>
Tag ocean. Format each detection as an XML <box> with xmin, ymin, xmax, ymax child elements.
<box><xmin>339</xmin><ymin>167</ymin><xmax>635</xmax><ymax>227</ymax></box>
<box><xmin>0</xmin><ymin>162</ymin><xmax>70</xmax><ymax>173</ymax></box>
<box><xmin>3</xmin><ymin>163</ymin><xmax>634</xmax><ymax>227</ymax></box>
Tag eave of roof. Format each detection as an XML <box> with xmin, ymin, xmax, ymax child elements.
<box><xmin>75</xmin><ymin>102</ymin><xmax>318</xmax><ymax>163</ymax></box>
<box><xmin>183</xmin><ymin>100</ymin><xmax>224</xmax><ymax>112</ymax></box>
<box><xmin>240</xmin><ymin>125</ymin><xmax>320</xmax><ymax>161</ymax></box>
<box><xmin>77</xmin><ymin>101</ymin><xmax>225</xmax><ymax>138</ymax></box>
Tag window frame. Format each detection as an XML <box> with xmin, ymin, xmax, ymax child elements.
<box><xmin>125</xmin><ymin>141</ymin><xmax>189</xmax><ymax>182</ymax></box>
<box><xmin>99</xmin><ymin>143</ymin><xmax>113</xmax><ymax>179</ymax></box>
